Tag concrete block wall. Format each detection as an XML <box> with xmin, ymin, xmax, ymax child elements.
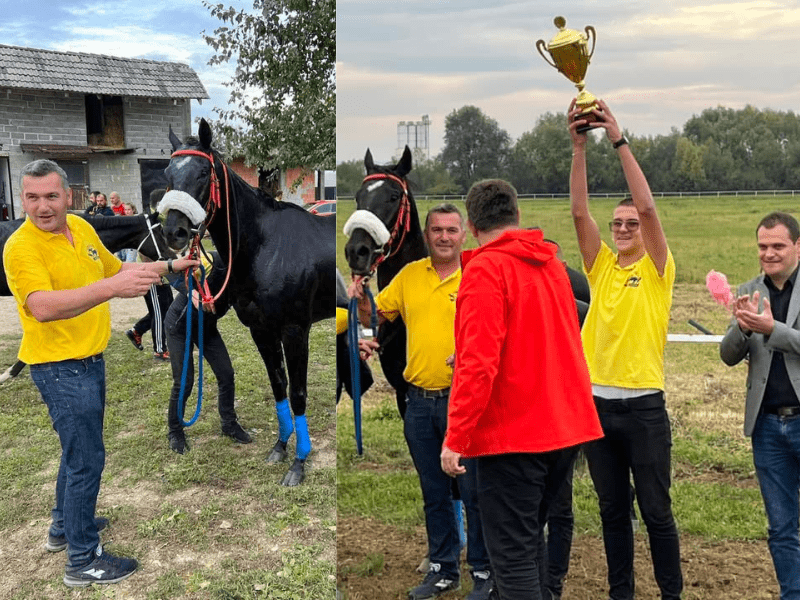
<box><xmin>0</xmin><ymin>88</ymin><xmax>193</xmax><ymax>216</ymax></box>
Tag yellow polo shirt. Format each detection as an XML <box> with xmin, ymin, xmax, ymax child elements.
<box><xmin>336</xmin><ymin>307</ymin><xmax>348</xmax><ymax>335</ymax></box>
<box><xmin>4</xmin><ymin>214</ymin><xmax>122</xmax><ymax>364</ymax></box>
<box><xmin>581</xmin><ymin>242</ymin><xmax>675</xmax><ymax>390</ymax></box>
<box><xmin>376</xmin><ymin>257</ymin><xmax>460</xmax><ymax>390</ymax></box>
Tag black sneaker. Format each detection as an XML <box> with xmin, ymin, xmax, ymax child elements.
<box><xmin>125</xmin><ymin>329</ymin><xmax>143</xmax><ymax>351</ymax></box>
<box><xmin>63</xmin><ymin>545</ymin><xmax>138</xmax><ymax>587</ymax></box>
<box><xmin>408</xmin><ymin>563</ymin><xmax>459</xmax><ymax>600</ymax></box>
<box><xmin>222</xmin><ymin>421</ymin><xmax>252</xmax><ymax>444</ymax></box>
<box><xmin>466</xmin><ymin>570</ymin><xmax>493</xmax><ymax>600</ymax></box>
<box><xmin>46</xmin><ymin>517</ymin><xmax>109</xmax><ymax>552</ymax></box>
<box><xmin>168</xmin><ymin>430</ymin><xmax>189</xmax><ymax>454</ymax></box>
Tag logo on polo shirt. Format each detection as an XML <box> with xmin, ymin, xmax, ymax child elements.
<box><xmin>625</xmin><ymin>276</ymin><xmax>641</xmax><ymax>288</ymax></box>
<box><xmin>87</xmin><ymin>245</ymin><xmax>99</xmax><ymax>260</ymax></box>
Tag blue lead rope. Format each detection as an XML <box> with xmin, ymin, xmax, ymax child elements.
<box><xmin>347</xmin><ymin>287</ymin><xmax>377</xmax><ymax>455</ymax></box>
<box><xmin>177</xmin><ymin>265</ymin><xmax>206</xmax><ymax>427</ymax></box>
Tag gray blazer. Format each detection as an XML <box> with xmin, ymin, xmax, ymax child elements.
<box><xmin>720</xmin><ymin>274</ymin><xmax>800</xmax><ymax>436</ymax></box>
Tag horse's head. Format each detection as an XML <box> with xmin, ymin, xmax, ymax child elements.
<box><xmin>159</xmin><ymin>119</ymin><xmax>219</xmax><ymax>252</ymax></box>
<box><xmin>344</xmin><ymin>146</ymin><xmax>413</xmax><ymax>276</ymax></box>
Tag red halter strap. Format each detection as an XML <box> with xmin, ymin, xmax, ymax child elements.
<box><xmin>169</xmin><ymin>148</ymin><xmax>234</xmax><ymax>305</ymax></box>
<box><xmin>361</xmin><ymin>172</ymin><xmax>411</xmax><ymax>271</ymax></box>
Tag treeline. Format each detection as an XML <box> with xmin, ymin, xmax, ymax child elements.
<box><xmin>337</xmin><ymin>105</ymin><xmax>800</xmax><ymax>196</ymax></box>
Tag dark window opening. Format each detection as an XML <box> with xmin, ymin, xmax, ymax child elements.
<box><xmin>85</xmin><ymin>95</ymin><xmax>124</xmax><ymax>147</ymax></box>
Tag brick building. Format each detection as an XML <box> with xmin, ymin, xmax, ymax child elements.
<box><xmin>0</xmin><ymin>44</ymin><xmax>208</xmax><ymax>219</ymax></box>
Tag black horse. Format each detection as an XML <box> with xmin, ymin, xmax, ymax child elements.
<box><xmin>158</xmin><ymin>119</ymin><xmax>335</xmax><ymax>486</ymax></box>
<box><xmin>343</xmin><ymin>146</ymin><xmax>426</xmax><ymax>416</ymax></box>
<box><xmin>0</xmin><ymin>212</ymin><xmax>174</xmax><ymax>382</ymax></box>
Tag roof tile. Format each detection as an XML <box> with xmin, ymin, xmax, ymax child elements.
<box><xmin>0</xmin><ymin>44</ymin><xmax>209</xmax><ymax>99</ymax></box>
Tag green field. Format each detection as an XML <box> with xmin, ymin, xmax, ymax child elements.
<box><xmin>336</xmin><ymin>194</ymin><xmax>794</xmax><ymax>599</ymax></box>
<box><xmin>0</xmin><ymin>310</ymin><xmax>336</xmax><ymax>600</ymax></box>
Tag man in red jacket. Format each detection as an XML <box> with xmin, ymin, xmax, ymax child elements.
<box><xmin>441</xmin><ymin>179</ymin><xmax>603</xmax><ymax>600</ymax></box>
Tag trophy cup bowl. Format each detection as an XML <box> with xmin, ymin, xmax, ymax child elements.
<box><xmin>536</xmin><ymin>16</ymin><xmax>598</xmax><ymax>133</ymax></box>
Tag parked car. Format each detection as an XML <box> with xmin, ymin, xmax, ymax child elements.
<box><xmin>305</xmin><ymin>200</ymin><xmax>336</xmax><ymax>216</ymax></box>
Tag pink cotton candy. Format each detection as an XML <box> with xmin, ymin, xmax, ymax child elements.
<box><xmin>706</xmin><ymin>270</ymin><xmax>733</xmax><ymax>307</ymax></box>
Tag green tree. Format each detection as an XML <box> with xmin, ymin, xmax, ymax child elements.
<box><xmin>335</xmin><ymin>158</ymin><xmax>365</xmax><ymax>195</ymax></box>
<box><xmin>508</xmin><ymin>112</ymin><xmax>573</xmax><ymax>194</ymax></box>
<box><xmin>440</xmin><ymin>106</ymin><xmax>511</xmax><ymax>193</ymax></box>
<box><xmin>204</xmin><ymin>0</ymin><xmax>335</xmax><ymax>170</ymax></box>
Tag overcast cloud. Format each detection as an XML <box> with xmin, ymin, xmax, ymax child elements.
<box><xmin>337</xmin><ymin>0</ymin><xmax>800</xmax><ymax>163</ymax></box>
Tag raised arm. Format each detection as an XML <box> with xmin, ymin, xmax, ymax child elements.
<box><xmin>568</xmin><ymin>100</ymin><xmax>602</xmax><ymax>271</ymax></box>
<box><xmin>592</xmin><ymin>99</ymin><xmax>669</xmax><ymax>275</ymax></box>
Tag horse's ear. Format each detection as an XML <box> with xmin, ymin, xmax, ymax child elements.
<box><xmin>150</xmin><ymin>188</ymin><xmax>166</xmax><ymax>214</ymax></box>
<box><xmin>168</xmin><ymin>125</ymin><xmax>182</xmax><ymax>152</ymax></box>
<box><xmin>199</xmin><ymin>119</ymin><xmax>213</xmax><ymax>150</ymax></box>
<box><xmin>396</xmin><ymin>145</ymin><xmax>413</xmax><ymax>177</ymax></box>
<box><xmin>364</xmin><ymin>148</ymin><xmax>376</xmax><ymax>173</ymax></box>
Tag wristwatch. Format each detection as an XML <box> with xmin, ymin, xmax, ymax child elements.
<box><xmin>612</xmin><ymin>136</ymin><xmax>629</xmax><ymax>149</ymax></box>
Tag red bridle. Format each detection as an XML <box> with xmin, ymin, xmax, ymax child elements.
<box><xmin>361</xmin><ymin>172</ymin><xmax>411</xmax><ymax>272</ymax></box>
<box><xmin>169</xmin><ymin>148</ymin><xmax>234</xmax><ymax>305</ymax></box>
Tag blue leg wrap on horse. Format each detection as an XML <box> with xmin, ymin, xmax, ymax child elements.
<box><xmin>295</xmin><ymin>415</ymin><xmax>311</xmax><ymax>460</ymax></box>
<box><xmin>276</xmin><ymin>398</ymin><xmax>293</xmax><ymax>442</ymax></box>
<box><xmin>453</xmin><ymin>499</ymin><xmax>466</xmax><ymax>550</ymax></box>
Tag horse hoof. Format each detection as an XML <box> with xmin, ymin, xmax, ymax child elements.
<box><xmin>280</xmin><ymin>459</ymin><xmax>306</xmax><ymax>487</ymax></box>
<box><xmin>265</xmin><ymin>442</ymin><xmax>288</xmax><ymax>464</ymax></box>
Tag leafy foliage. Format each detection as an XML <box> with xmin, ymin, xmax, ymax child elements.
<box><xmin>440</xmin><ymin>105</ymin><xmax>511</xmax><ymax>193</ymax></box>
<box><xmin>204</xmin><ymin>0</ymin><xmax>335</xmax><ymax>170</ymax></box>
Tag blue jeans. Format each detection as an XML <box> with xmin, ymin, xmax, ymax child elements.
<box><xmin>403</xmin><ymin>387</ymin><xmax>490</xmax><ymax>579</ymax></box>
<box><xmin>477</xmin><ymin>448</ymin><xmax>578</xmax><ymax>600</ymax></box>
<box><xmin>584</xmin><ymin>393</ymin><xmax>683</xmax><ymax>600</ymax></box>
<box><xmin>30</xmin><ymin>357</ymin><xmax>106</xmax><ymax>569</ymax></box>
<box><xmin>752</xmin><ymin>412</ymin><xmax>800</xmax><ymax>600</ymax></box>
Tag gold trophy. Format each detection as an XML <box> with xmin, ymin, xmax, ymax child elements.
<box><xmin>536</xmin><ymin>16</ymin><xmax>598</xmax><ymax>133</ymax></box>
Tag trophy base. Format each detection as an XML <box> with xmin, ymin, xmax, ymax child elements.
<box><xmin>574</xmin><ymin>110</ymin><xmax>603</xmax><ymax>134</ymax></box>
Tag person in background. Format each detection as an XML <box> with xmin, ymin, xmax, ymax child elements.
<box><xmin>720</xmin><ymin>211</ymin><xmax>800</xmax><ymax>600</ymax></box>
<box><xmin>122</xmin><ymin>202</ymin><xmax>139</xmax><ymax>263</ymax></box>
<box><xmin>108</xmin><ymin>191</ymin><xmax>125</xmax><ymax>216</ymax></box>
<box><xmin>164</xmin><ymin>251</ymin><xmax>252</xmax><ymax>454</ymax></box>
<box><xmin>350</xmin><ymin>204</ymin><xmax>494</xmax><ymax>600</ymax></box>
<box><xmin>84</xmin><ymin>192</ymin><xmax>113</xmax><ymax>217</ymax></box>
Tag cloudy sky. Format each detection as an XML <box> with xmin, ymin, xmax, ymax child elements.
<box><xmin>337</xmin><ymin>0</ymin><xmax>800</xmax><ymax>164</ymax></box>
<box><xmin>0</xmin><ymin>0</ymin><xmax>248</xmax><ymax>134</ymax></box>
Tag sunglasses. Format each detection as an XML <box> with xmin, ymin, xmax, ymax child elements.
<box><xmin>608</xmin><ymin>219</ymin><xmax>640</xmax><ymax>231</ymax></box>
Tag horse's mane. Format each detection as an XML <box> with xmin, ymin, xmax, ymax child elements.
<box><xmin>79</xmin><ymin>214</ymin><xmax>141</xmax><ymax>229</ymax></box>
<box><xmin>197</xmin><ymin>145</ymin><xmax>307</xmax><ymax>213</ymax></box>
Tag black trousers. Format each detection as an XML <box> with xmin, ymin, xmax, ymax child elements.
<box><xmin>585</xmin><ymin>392</ymin><xmax>683</xmax><ymax>600</ymax></box>
<box><xmin>134</xmin><ymin>283</ymin><xmax>173</xmax><ymax>353</ymax></box>
<box><xmin>165</xmin><ymin>293</ymin><xmax>236</xmax><ymax>434</ymax></box>
<box><xmin>477</xmin><ymin>447</ymin><xmax>578</xmax><ymax>600</ymax></box>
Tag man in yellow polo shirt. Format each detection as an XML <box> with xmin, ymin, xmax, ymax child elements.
<box><xmin>569</xmin><ymin>99</ymin><xmax>682</xmax><ymax>600</ymax></box>
<box><xmin>349</xmin><ymin>204</ymin><xmax>493</xmax><ymax>600</ymax></box>
<box><xmin>3</xmin><ymin>159</ymin><xmax>197</xmax><ymax>588</ymax></box>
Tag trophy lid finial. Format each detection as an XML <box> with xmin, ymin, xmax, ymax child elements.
<box><xmin>554</xmin><ymin>16</ymin><xmax>566</xmax><ymax>29</ymax></box>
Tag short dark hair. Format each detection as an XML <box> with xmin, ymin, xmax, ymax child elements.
<box><xmin>20</xmin><ymin>159</ymin><xmax>69</xmax><ymax>191</ymax></box>
<box><xmin>464</xmin><ymin>179</ymin><xmax>518</xmax><ymax>232</ymax></box>
<box><xmin>425</xmin><ymin>203</ymin><xmax>464</xmax><ymax>229</ymax></box>
<box><xmin>757</xmin><ymin>211</ymin><xmax>800</xmax><ymax>242</ymax></box>
<box><xmin>617</xmin><ymin>198</ymin><xmax>634</xmax><ymax>207</ymax></box>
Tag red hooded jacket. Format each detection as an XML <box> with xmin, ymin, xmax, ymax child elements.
<box><xmin>444</xmin><ymin>228</ymin><xmax>603</xmax><ymax>457</ymax></box>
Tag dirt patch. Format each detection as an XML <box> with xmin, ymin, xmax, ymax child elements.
<box><xmin>0</xmin><ymin>295</ymin><xmax>146</xmax><ymax>339</ymax></box>
<box><xmin>337</xmin><ymin>516</ymin><xmax>779</xmax><ymax>600</ymax></box>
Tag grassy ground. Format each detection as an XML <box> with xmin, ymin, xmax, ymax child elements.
<box><xmin>336</xmin><ymin>195</ymin><xmax>789</xmax><ymax>599</ymax></box>
<box><xmin>0</xmin><ymin>306</ymin><xmax>336</xmax><ymax>600</ymax></box>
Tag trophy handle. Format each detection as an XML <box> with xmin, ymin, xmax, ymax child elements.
<box><xmin>535</xmin><ymin>39</ymin><xmax>557</xmax><ymax>69</ymax></box>
<box><xmin>584</xmin><ymin>26</ymin><xmax>597</xmax><ymax>60</ymax></box>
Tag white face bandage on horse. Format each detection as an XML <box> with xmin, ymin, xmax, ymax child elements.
<box><xmin>156</xmin><ymin>190</ymin><xmax>207</xmax><ymax>227</ymax></box>
<box><xmin>343</xmin><ymin>210</ymin><xmax>391</xmax><ymax>246</ymax></box>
